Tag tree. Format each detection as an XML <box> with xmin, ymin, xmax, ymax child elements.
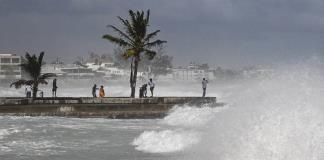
<box><xmin>10</xmin><ymin>52</ymin><xmax>56</xmax><ymax>98</ymax></box>
<box><xmin>103</xmin><ymin>10</ymin><xmax>166</xmax><ymax>97</ymax></box>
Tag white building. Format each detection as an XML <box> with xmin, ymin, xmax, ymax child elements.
<box><xmin>42</xmin><ymin>64</ymin><xmax>96</xmax><ymax>79</ymax></box>
<box><xmin>0</xmin><ymin>54</ymin><xmax>21</xmax><ymax>80</ymax></box>
<box><xmin>172</xmin><ymin>62</ymin><xmax>211</xmax><ymax>81</ymax></box>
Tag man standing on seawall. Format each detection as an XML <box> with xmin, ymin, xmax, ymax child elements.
<box><xmin>202</xmin><ymin>78</ymin><xmax>208</xmax><ymax>97</ymax></box>
<box><xmin>52</xmin><ymin>79</ymin><xmax>58</xmax><ymax>97</ymax></box>
<box><xmin>92</xmin><ymin>84</ymin><xmax>98</xmax><ymax>97</ymax></box>
<box><xmin>148</xmin><ymin>78</ymin><xmax>155</xmax><ymax>97</ymax></box>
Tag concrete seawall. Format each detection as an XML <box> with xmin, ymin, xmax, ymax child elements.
<box><xmin>0</xmin><ymin>97</ymin><xmax>217</xmax><ymax>119</ymax></box>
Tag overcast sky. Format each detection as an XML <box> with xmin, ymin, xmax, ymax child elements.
<box><xmin>1</xmin><ymin>0</ymin><xmax>324</xmax><ymax>68</ymax></box>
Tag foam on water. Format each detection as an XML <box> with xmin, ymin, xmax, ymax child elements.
<box><xmin>162</xmin><ymin>105</ymin><xmax>225</xmax><ymax>127</ymax></box>
<box><xmin>133</xmin><ymin>57</ymin><xmax>324</xmax><ymax>159</ymax></box>
<box><xmin>3</xmin><ymin>140</ymin><xmax>64</xmax><ymax>156</ymax></box>
<box><xmin>132</xmin><ymin>129</ymin><xmax>199</xmax><ymax>153</ymax></box>
<box><xmin>132</xmin><ymin>105</ymin><xmax>224</xmax><ymax>153</ymax></box>
<box><xmin>0</xmin><ymin>128</ymin><xmax>20</xmax><ymax>139</ymax></box>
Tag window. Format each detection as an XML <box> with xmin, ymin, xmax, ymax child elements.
<box><xmin>1</xmin><ymin>65</ymin><xmax>20</xmax><ymax>71</ymax></box>
<box><xmin>12</xmin><ymin>58</ymin><xmax>20</xmax><ymax>63</ymax></box>
<box><xmin>0</xmin><ymin>71</ymin><xmax>20</xmax><ymax>75</ymax></box>
<box><xmin>1</xmin><ymin>58</ymin><xmax>11</xmax><ymax>63</ymax></box>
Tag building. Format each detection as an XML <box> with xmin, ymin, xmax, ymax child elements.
<box><xmin>0</xmin><ymin>54</ymin><xmax>21</xmax><ymax>80</ymax></box>
<box><xmin>42</xmin><ymin>64</ymin><xmax>96</xmax><ymax>79</ymax></box>
<box><xmin>171</xmin><ymin>62</ymin><xmax>212</xmax><ymax>81</ymax></box>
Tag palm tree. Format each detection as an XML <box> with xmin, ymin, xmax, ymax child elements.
<box><xmin>10</xmin><ymin>52</ymin><xmax>56</xmax><ymax>98</ymax></box>
<box><xmin>102</xmin><ymin>10</ymin><xmax>166</xmax><ymax>97</ymax></box>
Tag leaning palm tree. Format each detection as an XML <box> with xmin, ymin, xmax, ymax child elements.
<box><xmin>103</xmin><ymin>10</ymin><xmax>166</xmax><ymax>97</ymax></box>
<box><xmin>10</xmin><ymin>52</ymin><xmax>56</xmax><ymax>98</ymax></box>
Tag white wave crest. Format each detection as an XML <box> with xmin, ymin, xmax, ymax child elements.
<box><xmin>162</xmin><ymin>105</ymin><xmax>224</xmax><ymax>127</ymax></box>
<box><xmin>132</xmin><ymin>129</ymin><xmax>199</xmax><ymax>153</ymax></box>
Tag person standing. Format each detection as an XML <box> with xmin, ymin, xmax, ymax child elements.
<box><xmin>202</xmin><ymin>78</ymin><xmax>208</xmax><ymax>97</ymax></box>
<box><xmin>25</xmin><ymin>85</ymin><xmax>32</xmax><ymax>98</ymax></box>
<box><xmin>148</xmin><ymin>78</ymin><xmax>155</xmax><ymax>97</ymax></box>
<box><xmin>52</xmin><ymin>79</ymin><xmax>58</xmax><ymax>97</ymax></box>
<box><xmin>99</xmin><ymin>85</ymin><xmax>105</xmax><ymax>98</ymax></box>
<box><xmin>92</xmin><ymin>84</ymin><xmax>98</xmax><ymax>97</ymax></box>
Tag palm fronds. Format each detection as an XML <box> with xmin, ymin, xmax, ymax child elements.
<box><xmin>102</xmin><ymin>9</ymin><xmax>166</xmax><ymax>97</ymax></box>
<box><xmin>10</xmin><ymin>52</ymin><xmax>54</xmax><ymax>98</ymax></box>
<box><xmin>10</xmin><ymin>80</ymin><xmax>33</xmax><ymax>89</ymax></box>
<box><xmin>39</xmin><ymin>73</ymin><xmax>56</xmax><ymax>80</ymax></box>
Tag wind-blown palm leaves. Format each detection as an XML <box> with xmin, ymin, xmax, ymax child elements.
<box><xmin>103</xmin><ymin>9</ymin><xmax>166</xmax><ymax>97</ymax></box>
<box><xmin>10</xmin><ymin>52</ymin><xmax>56</xmax><ymax>98</ymax></box>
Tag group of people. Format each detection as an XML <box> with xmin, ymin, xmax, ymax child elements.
<box><xmin>92</xmin><ymin>78</ymin><xmax>156</xmax><ymax>98</ymax></box>
<box><xmin>139</xmin><ymin>78</ymin><xmax>155</xmax><ymax>98</ymax></box>
<box><xmin>92</xmin><ymin>84</ymin><xmax>105</xmax><ymax>98</ymax></box>
<box><xmin>25</xmin><ymin>78</ymin><xmax>209</xmax><ymax>98</ymax></box>
<box><xmin>25</xmin><ymin>78</ymin><xmax>57</xmax><ymax>98</ymax></box>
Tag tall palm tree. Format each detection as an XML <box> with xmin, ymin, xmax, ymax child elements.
<box><xmin>102</xmin><ymin>10</ymin><xmax>166</xmax><ymax>97</ymax></box>
<box><xmin>10</xmin><ymin>52</ymin><xmax>56</xmax><ymax>98</ymax></box>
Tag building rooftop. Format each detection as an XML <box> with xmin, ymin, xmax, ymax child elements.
<box><xmin>0</xmin><ymin>54</ymin><xmax>18</xmax><ymax>57</ymax></box>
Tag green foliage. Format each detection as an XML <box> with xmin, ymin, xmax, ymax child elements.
<box><xmin>102</xmin><ymin>9</ymin><xmax>166</xmax><ymax>97</ymax></box>
<box><xmin>102</xmin><ymin>9</ymin><xmax>167</xmax><ymax>60</ymax></box>
<box><xmin>10</xmin><ymin>52</ymin><xmax>56</xmax><ymax>98</ymax></box>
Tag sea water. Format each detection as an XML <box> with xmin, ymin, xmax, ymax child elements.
<box><xmin>1</xmin><ymin>58</ymin><xmax>324</xmax><ymax>159</ymax></box>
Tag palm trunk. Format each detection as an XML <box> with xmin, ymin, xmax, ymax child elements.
<box><xmin>130</xmin><ymin>58</ymin><xmax>134</xmax><ymax>97</ymax></box>
<box><xmin>32</xmin><ymin>82</ymin><xmax>38</xmax><ymax>99</ymax></box>
<box><xmin>130</xmin><ymin>56</ymin><xmax>139</xmax><ymax>98</ymax></box>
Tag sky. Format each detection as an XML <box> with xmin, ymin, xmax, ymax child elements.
<box><xmin>1</xmin><ymin>0</ymin><xmax>324</xmax><ymax>69</ymax></box>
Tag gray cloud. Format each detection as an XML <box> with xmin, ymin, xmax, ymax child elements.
<box><xmin>0</xmin><ymin>0</ymin><xmax>324</xmax><ymax>68</ymax></box>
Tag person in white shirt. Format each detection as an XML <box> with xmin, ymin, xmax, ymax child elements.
<box><xmin>202</xmin><ymin>78</ymin><xmax>208</xmax><ymax>97</ymax></box>
<box><xmin>25</xmin><ymin>85</ymin><xmax>32</xmax><ymax>98</ymax></box>
<box><xmin>148</xmin><ymin>78</ymin><xmax>155</xmax><ymax>97</ymax></box>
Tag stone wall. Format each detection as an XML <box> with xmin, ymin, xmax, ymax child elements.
<box><xmin>0</xmin><ymin>97</ymin><xmax>217</xmax><ymax>118</ymax></box>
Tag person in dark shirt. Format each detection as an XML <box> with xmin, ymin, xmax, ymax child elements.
<box><xmin>202</xmin><ymin>78</ymin><xmax>208</xmax><ymax>97</ymax></box>
<box><xmin>92</xmin><ymin>84</ymin><xmax>98</xmax><ymax>97</ymax></box>
<box><xmin>52</xmin><ymin>79</ymin><xmax>58</xmax><ymax>97</ymax></box>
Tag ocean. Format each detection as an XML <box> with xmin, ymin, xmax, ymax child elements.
<box><xmin>1</xmin><ymin>58</ymin><xmax>324</xmax><ymax>159</ymax></box>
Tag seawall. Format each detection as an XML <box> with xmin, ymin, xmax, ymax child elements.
<box><xmin>0</xmin><ymin>97</ymin><xmax>217</xmax><ymax>119</ymax></box>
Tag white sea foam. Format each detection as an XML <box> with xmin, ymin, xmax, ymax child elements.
<box><xmin>132</xmin><ymin>129</ymin><xmax>199</xmax><ymax>153</ymax></box>
<box><xmin>132</xmin><ymin>105</ymin><xmax>223</xmax><ymax>153</ymax></box>
<box><xmin>4</xmin><ymin>140</ymin><xmax>63</xmax><ymax>156</ymax></box>
<box><xmin>178</xmin><ymin>58</ymin><xmax>324</xmax><ymax>160</ymax></box>
<box><xmin>0</xmin><ymin>128</ymin><xmax>20</xmax><ymax>139</ymax></box>
<box><xmin>162</xmin><ymin>105</ymin><xmax>224</xmax><ymax>127</ymax></box>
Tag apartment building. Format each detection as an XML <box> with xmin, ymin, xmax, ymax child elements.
<box><xmin>0</xmin><ymin>54</ymin><xmax>21</xmax><ymax>80</ymax></box>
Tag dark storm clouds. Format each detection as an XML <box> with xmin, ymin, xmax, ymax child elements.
<box><xmin>1</xmin><ymin>0</ymin><xmax>324</xmax><ymax>68</ymax></box>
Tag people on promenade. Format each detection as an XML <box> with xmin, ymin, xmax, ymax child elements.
<box><xmin>52</xmin><ymin>79</ymin><xmax>58</xmax><ymax>97</ymax></box>
<box><xmin>143</xmin><ymin>84</ymin><xmax>147</xmax><ymax>97</ymax></box>
<box><xmin>139</xmin><ymin>84</ymin><xmax>147</xmax><ymax>98</ymax></box>
<box><xmin>92</xmin><ymin>84</ymin><xmax>98</xmax><ymax>97</ymax></box>
<box><xmin>25</xmin><ymin>85</ymin><xmax>32</xmax><ymax>98</ymax></box>
<box><xmin>202</xmin><ymin>78</ymin><xmax>208</xmax><ymax>97</ymax></box>
<box><xmin>148</xmin><ymin>78</ymin><xmax>155</xmax><ymax>97</ymax></box>
<box><xmin>99</xmin><ymin>85</ymin><xmax>105</xmax><ymax>98</ymax></box>
<box><xmin>39</xmin><ymin>90</ymin><xmax>44</xmax><ymax>98</ymax></box>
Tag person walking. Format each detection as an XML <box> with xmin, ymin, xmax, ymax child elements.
<box><xmin>92</xmin><ymin>84</ymin><xmax>98</xmax><ymax>97</ymax></box>
<box><xmin>99</xmin><ymin>85</ymin><xmax>105</xmax><ymax>98</ymax></box>
<box><xmin>202</xmin><ymin>78</ymin><xmax>208</xmax><ymax>97</ymax></box>
<box><xmin>148</xmin><ymin>78</ymin><xmax>155</xmax><ymax>97</ymax></box>
<box><xmin>52</xmin><ymin>79</ymin><xmax>58</xmax><ymax>97</ymax></box>
<box><xmin>25</xmin><ymin>85</ymin><xmax>32</xmax><ymax>98</ymax></box>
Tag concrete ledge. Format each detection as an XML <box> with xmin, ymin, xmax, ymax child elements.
<box><xmin>0</xmin><ymin>97</ymin><xmax>218</xmax><ymax>119</ymax></box>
